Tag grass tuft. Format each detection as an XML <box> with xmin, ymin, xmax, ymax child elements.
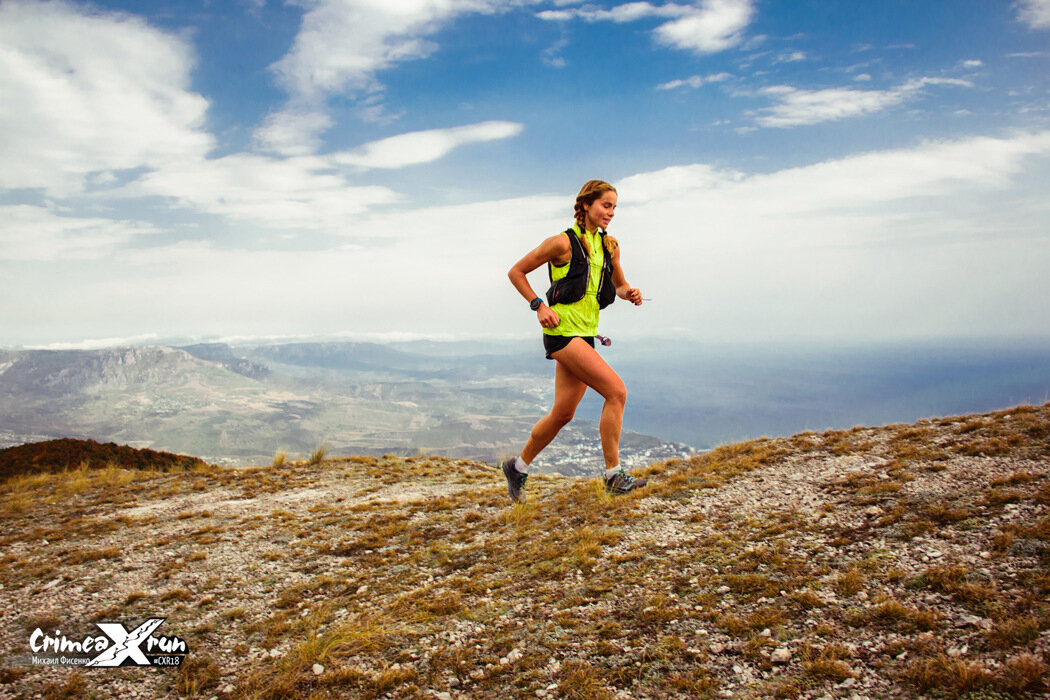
<box><xmin>308</xmin><ymin>444</ymin><xmax>328</xmax><ymax>465</ymax></box>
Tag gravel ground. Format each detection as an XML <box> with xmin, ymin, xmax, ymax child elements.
<box><xmin>1</xmin><ymin>405</ymin><xmax>1048</xmax><ymax>699</ymax></box>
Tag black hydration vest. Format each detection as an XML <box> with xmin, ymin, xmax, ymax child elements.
<box><xmin>545</xmin><ymin>228</ymin><xmax>616</xmax><ymax>309</ymax></box>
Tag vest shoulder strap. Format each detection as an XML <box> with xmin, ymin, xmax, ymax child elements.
<box><xmin>563</xmin><ymin>228</ymin><xmax>587</xmax><ymax>265</ymax></box>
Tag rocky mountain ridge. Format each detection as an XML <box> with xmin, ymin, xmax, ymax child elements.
<box><xmin>0</xmin><ymin>344</ymin><xmax>694</xmax><ymax>471</ymax></box>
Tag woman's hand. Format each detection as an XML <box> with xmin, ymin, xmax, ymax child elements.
<box><xmin>537</xmin><ymin>304</ymin><xmax>560</xmax><ymax>329</ymax></box>
<box><xmin>620</xmin><ymin>287</ymin><xmax>643</xmax><ymax>305</ymax></box>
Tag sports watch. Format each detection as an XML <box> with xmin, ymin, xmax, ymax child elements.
<box><xmin>529</xmin><ymin>297</ymin><xmax>543</xmax><ymax>311</ymax></box>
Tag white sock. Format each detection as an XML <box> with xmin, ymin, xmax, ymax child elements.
<box><xmin>605</xmin><ymin>465</ymin><xmax>621</xmax><ymax>478</ymax></box>
<box><xmin>514</xmin><ymin>456</ymin><xmax>529</xmax><ymax>474</ymax></box>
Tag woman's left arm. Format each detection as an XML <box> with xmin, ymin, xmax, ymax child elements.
<box><xmin>606</xmin><ymin>235</ymin><xmax>643</xmax><ymax>306</ymax></box>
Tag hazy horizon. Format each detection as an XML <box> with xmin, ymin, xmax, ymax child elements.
<box><xmin>3</xmin><ymin>335</ymin><xmax>1048</xmax><ymax>456</ymax></box>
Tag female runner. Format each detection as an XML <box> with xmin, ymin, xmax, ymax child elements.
<box><xmin>502</xmin><ymin>179</ymin><xmax>647</xmax><ymax>503</ymax></box>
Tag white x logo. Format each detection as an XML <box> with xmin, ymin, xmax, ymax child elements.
<box><xmin>86</xmin><ymin>618</ymin><xmax>165</xmax><ymax>667</ymax></box>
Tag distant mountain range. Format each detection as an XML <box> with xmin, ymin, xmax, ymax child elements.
<box><xmin>0</xmin><ymin>342</ymin><xmax>695</xmax><ymax>473</ymax></box>
<box><xmin>4</xmin><ymin>337</ymin><xmax>1047</xmax><ymax>473</ymax></box>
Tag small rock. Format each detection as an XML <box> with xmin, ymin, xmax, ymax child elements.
<box><xmin>760</xmin><ymin>628</ymin><xmax>772</xmax><ymax>638</ymax></box>
<box><xmin>771</xmin><ymin>648</ymin><xmax>791</xmax><ymax>664</ymax></box>
<box><xmin>268</xmin><ymin>648</ymin><xmax>281</xmax><ymax>658</ymax></box>
<box><xmin>312</xmin><ymin>664</ymin><xmax>324</xmax><ymax>676</ymax></box>
<box><xmin>837</xmin><ymin>677</ymin><xmax>856</xmax><ymax>688</ymax></box>
<box><xmin>220</xmin><ymin>685</ymin><xmax>234</xmax><ymax>695</ymax></box>
<box><xmin>356</xmin><ymin>584</ymin><xmax>368</xmax><ymax>594</ymax></box>
<box><xmin>710</xmin><ymin>643</ymin><xmax>726</xmax><ymax>654</ymax></box>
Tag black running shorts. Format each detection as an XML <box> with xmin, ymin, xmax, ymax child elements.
<box><xmin>542</xmin><ymin>334</ymin><xmax>594</xmax><ymax>360</ymax></box>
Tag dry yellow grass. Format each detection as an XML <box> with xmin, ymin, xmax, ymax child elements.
<box><xmin>2</xmin><ymin>404</ymin><xmax>1049</xmax><ymax>699</ymax></box>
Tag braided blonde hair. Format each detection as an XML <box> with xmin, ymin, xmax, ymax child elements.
<box><xmin>573</xmin><ymin>179</ymin><xmax>616</xmax><ymax>257</ymax></box>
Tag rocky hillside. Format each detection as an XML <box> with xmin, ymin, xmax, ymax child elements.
<box><xmin>0</xmin><ymin>438</ymin><xmax>207</xmax><ymax>480</ymax></box>
<box><xmin>1</xmin><ymin>404</ymin><xmax>1048</xmax><ymax>699</ymax></box>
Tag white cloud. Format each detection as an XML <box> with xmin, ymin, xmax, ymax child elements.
<box><xmin>607</xmin><ymin>131</ymin><xmax>1050</xmax><ymax>340</ymax></box>
<box><xmin>1016</xmin><ymin>0</ymin><xmax>1050</xmax><ymax>29</ymax></box>
<box><xmin>332</xmin><ymin>121</ymin><xmax>524</xmax><ymax>169</ymax></box>
<box><xmin>656</xmin><ymin>72</ymin><xmax>732</xmax><ymax>90</ymax></box>
<box><xmin>4</xmin><ymin>133</ymin><xmax>1050</xmax><ymax>344</ymax></box>
<box><xmin>29</xmin><ymin>334</ymin><xmax>162</xmax><ymax>351</ymax></box>
<box><xmin>0</xmin><ymin>0</ymin><xmax>522</xmax><ymax>236</ymax></box>
<box><xmin>775</xmin><ymin>50</ymin><xmax>807</xmax><ymax>63</ymax></box>
<box><xmin>122</xmin><ymin>153</ymin><xmax>398</xmax><ymax>230</ymax></box>
<box><xmin>0</xmin><ymin>193</ymin><xmax>568</xmax><ymax>344</ymax></box>
<box><xmin>961</xmin><ymin>59</ymin><xmax>984</xmax><ymax>68</ymax></box>
<box><xmin>256</xmin><ymin>0</ymin><xmax>505</xmax><ymax>155</ymax></box>
<box><xmin>0</xmin><ymin>205</ymin><xmax>156</xmax><ymax>261</ymax></box>
<box><xmin>254</xmin><ymin>108</ymin><xmax>335</xmax><ymax>157</ymax></box>
<box><xmin>755</xmin><ymin>85</ymin><xmax>908</xmax><ymax>127</ymax></box>
<box><xmin>116</xmin><ymin>120</ymin><xmax>524</xmax><ymax>230</ymax></box>
<box><xmin>654</xmin><ymin>0</ymin><xmax>755</xmax><ymax>53</ymax></box>
<box><xmin>271</xmin><ymin>0</ymin><xmax>498</xmax><ymax>99</ymax></box>
<box><xmin>734</xmin><ymin>132</ymin><xmax>1050</xmax><ymax>210</ymax></box>
<box><xmin>542</xmin><ymin>35</ymin><xmax>570</xmax><ymax>67</ymax></box>
<box><xmin>0</xmin><ymin>0</ymin><xmax>212</xmax><ymax>196</ymax></box>
<box><xmin>536</xmin><ymin>9</ymin><xmax>574</xmax><ymax>21</ymax></box>
<box><xmin>538</xmin><ymin>2</ymin><xmax>690</xmax><ymax>23</ymax></box>
<box><xmin>754</xmin><ymin>77</ymin><xmax>974</xmax><ymax>128</ymax></box>
<box><xmin>539</xmin><ymin>0</ymin><xmax>755</xmax><ymax>54</ymax></box>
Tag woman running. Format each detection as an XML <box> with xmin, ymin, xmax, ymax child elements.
<box><xmin>502</xmin><ymin>179</ymin><xmax>647</xmax><ymax>503</ymax></box>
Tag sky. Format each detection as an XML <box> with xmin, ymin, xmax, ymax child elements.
<box><xmin>1</xmin><ymin>0</ymin><xmax>1049</xmax><ymax>349</ymax></box>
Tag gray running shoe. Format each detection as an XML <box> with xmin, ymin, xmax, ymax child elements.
<box><xmin>502</xmin><ymin>458</ymin><xmax>528</xmax><ymax>503</ymax></box>
<box><xmin>604</xmin><ymin>468</ymin><xmax>647</xmax><ymax>495</ymax></box>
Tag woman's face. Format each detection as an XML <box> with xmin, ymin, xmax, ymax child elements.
<box><xmin>584</xmin><ymin>190</ymin><xmax>617</xmax><ymax>231</ymax></box>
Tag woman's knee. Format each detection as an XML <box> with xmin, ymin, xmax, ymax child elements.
<box><xmin>550</xmin><ymin>406</ymin><xmax>576</xmax><ymax>426</ymax></box>
<box><xmin>604</xmin><ymin>380</ymin><xmax>627</xmax><ymax>407</ymax></box>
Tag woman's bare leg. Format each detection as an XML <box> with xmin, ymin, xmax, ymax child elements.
<box><xmin>521</xmin><ymin>358</ymin><xmax>587</xmax><ymax>464</ymax></box>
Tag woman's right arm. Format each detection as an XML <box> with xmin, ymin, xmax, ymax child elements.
<box><xmin>508</xmin><ymin>234</ymin><xmax>570</xmax><ymax>329</ymax></box>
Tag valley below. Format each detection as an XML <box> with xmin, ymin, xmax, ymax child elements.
<box><xmin>0</xmin><ymin>342</ymin><xmax>694</xmax><ymax>475</ymax></box>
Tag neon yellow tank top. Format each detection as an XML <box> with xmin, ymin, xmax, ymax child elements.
<box><xmin>544</xmin><ymin>223</ymin><xmax>603</xmax><ymax>337</ymax></box>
